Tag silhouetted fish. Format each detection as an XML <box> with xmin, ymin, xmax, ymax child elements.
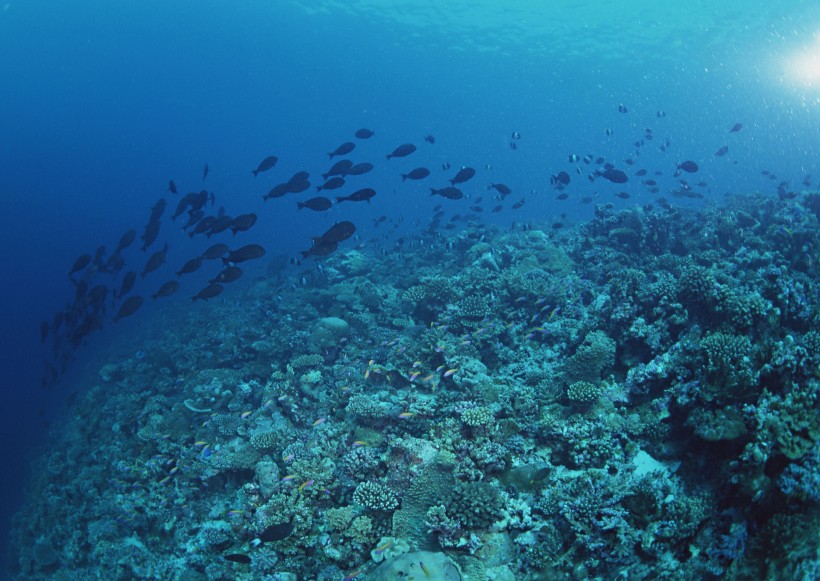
<box><xmin>152</xmin><ymin>280</ymin><xmax>180</xmax><ymax>300</ymax></box>
<box><xmin>168</xmin><ymin>180</ymin><xmax>177</xmax><ymax>194</ymax></box>
<box><xmin>224</xmin><ymin>554</ymin><xmax>251</xmax><ymax>565</ymax></box>
<box><xmin>336</xmin><ymin>188</ymin><xmax>376</xmax><ymax>204</ymax></box>
<box><xmin>114</xmin><ymin>295</ymin><xmax>143</xmax><ymax>322</ymax></box>
<box><xmin>223</xmin><ymin>244</ymin><xmax>265</xmax><ymax>264</ymax></box>
<box><xmin>729</xmin><ymin>123</ymin><xmax>743</xmax><ymax>133</ymax></box>
<box><xmin>430</xmin><ymin>187</ymin><xmax>464</xmax><ymax>200</ymax></box>
<box><xmin>676</xmin><ymin>160</ymin><xmax>699</xmax><ymax>173</ymax></box>
<box><xmin>424</xmin><ymin>134</ymin><xmax>435</xmax><ymax>144</ymax></box>
<box><xmin>230</xmin><ymin>213</ymin><xmax>257</xmax><ymax>235</ymax></box>
<box><xmin>202</xmin><ymin>163</ymin><xmax>209</xmax><ymax>180</ymax></box>
<box><xmin>141</xmin><ymin>243</ymin><xmax>169</xmax><ymax>278</ymax></box>
<box><xmin>598</xmin><ymin>168</ymin><xmax>629</xmax><ymax>183</ymax></box>
<box><xmin>317</xmin><ymin>177</ymin><xmax>345</xmax><ymax>191</ymax></box>
<box><xmin>402</xmin><ymin>167</ymin><xmax>430</xmax><ymax>181</ymax></box>
<box><xmin>116</xmin><ymin>229</ymin><xmax>137</xmax><ymax>253</ymax></box>
<box><xmin>177</xmin><ymin>256</ymin><xmax>203</xmax><ymax>277</ymax></box>
<box><xmin>328</xmin><ymin>142</ymin><xmax>355</xmax><ymax>159</ymax></box>
<box><xmin>346</xmin><ymin>162</ymin><xmax>374</xmax><ymax>176</ymax></box>
<box><xmin>210</xmin><ymin>266</ymin><xmax>243</xmax><ymax>284</ymax></box>
<box><xmin>207</xmin><ymin>215</ymin><xmax>234</xmax><ymax>237</ymax></box>
<box><xmin>297</xmin><ymin>197</ymin><xmax>333</xmax><ymax>211</ymax></box>
<box><xmin>117</xmin><ymin>271</ymin><xmax>137</xmax><ymax>299</ymax></box>
<box><xmin>354</xmin><ymin>128</ymin><xmax>374</xmax><ymax>139</ymax></box>
<box><xmin>489</xmin><ymin>183</ymin><xmax>512</xmax><ymax>196</ymax></box>
<box><xmin>319</xmin><ymin>221</ymin><xmax>356</xmax><ymax>243</ymax></box>
<box><xmin>252</xmin><ymin>155</ymin><xmax>278</xmax><ymax>176</ymax></box>
<box><xmin>259</xmin><ymin>522</ymin><xmax>294</xmax><ymax>543</ymax></box>
<box><xmin>323</xmin><ymin>159</ymin><xmax>353</xmax><ymax>179</ymax></box>
<box><xmin>191</xmin><ymin>283</ymin><xmax>223</xmax><ymax>301</ymax></box>
<box><xmin>387</xmin><ymin>143</ymin><xmax>416</xmax><ymax>159</ymax></box>
<box><xmin>69</xmin><ymin>254</ymin><xmax>92</xmax><ymax>276</ymax></box>
<box><xmin>449</xmin><ymin>167</ymin><xmax>476</xmax><ymax>185</ymax></box>
<box><xmin>202</xmin><ymin>243</ymin><xmax>229</xmax><ymax>260</ymax></box>
<box><xmin>714</xmin><ymin>145</ymin><xmax>729</xmax><ymax>157</ymax></box>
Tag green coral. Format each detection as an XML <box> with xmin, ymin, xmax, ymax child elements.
<box><xmin>566</xmin><ymin>380</ymin><xmax>604</xmax><ymax>405</ymax></box>
<box><xmin>461</xmin><ymin>406</ymin><xmax>494</xmax><ymax>427</ymax></box>
<box><xmin>353</xmin><ymin>481</ymin><xmax>399</xmax><ymax>511</ymax></box>
<box><xmin>444</xmin><ymin>480</ymin><xmax>502</xmax><ymax>529</ymax></box>
<box><xmin>563</xmin><ymin>330</ymin><xmax>616</xmax><ymax>383</ymax></box>
<box><xmin>290</xmin><ymin>353</ymin><xmax>324</xmax><ymax>369</ymax></box>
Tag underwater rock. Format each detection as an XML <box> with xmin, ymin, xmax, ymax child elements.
<box><xmin>369</xmin><ymin>550</ymin><xmax>461</xmax><ymax>581</ymax></box>
<box><xmin>309</xmin><ymin>316</ymin><xmax>350</xmax><ymax>352</ymax></box>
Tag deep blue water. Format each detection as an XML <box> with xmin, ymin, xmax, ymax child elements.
<box><xmin>1</xmin><ymin>0</ymin><xmax>818</xmax><ymax>576</ymax></box>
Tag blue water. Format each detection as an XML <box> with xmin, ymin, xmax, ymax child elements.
<box><xmin>1</xmin><ymin>0</ymin><xmax>818</xmax><ymax>577</ymax></box>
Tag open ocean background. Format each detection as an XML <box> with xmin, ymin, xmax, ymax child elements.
<box><xmin>1</xmin><ymin>0</ymin><xmax>818</xmax><ymax>577</ymax></box>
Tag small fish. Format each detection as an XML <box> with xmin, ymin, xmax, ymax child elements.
<box><xmin>343</xmin><ymin>570</ymin><xmax>363</xmax><ymax>581</ymax></box>
<box><xmin>398</xmin><ymin>412</ymin><xmax>415</xmax><ymax>419</ymax></box>
<box><xmin>355</xmin><ymin>128</ymin><xmax>374</xmax><ymax>139</ymax></box>
<box><xmin>714</xmin><ymin>145</ymin><xmax>729</xmax><ymax>157</ymax></box>
<box><xmin>240</xmin><ymin>411</ymin><xmax>252</xmax><ymax>419</ymax></box>
<box><xmin>193</xmin><ymin>441</ymin><xmax>208</xmax><ymax>447</ymax></box>
<box><xmin>224</xmin><ymin>553</ymin><xmax>251</xmax><ymax>564</ymax></box>
<box><xmin>227</xmin><ymin>510</ymin><xmax>245</xmax><ymax>517</ymax></box>
<box><xmin>729</xmin><ymin>122</ymin><xmax>743</xmax><ymax>133</ymax></box>
<box><xmin>424</xmin><ymin>134</ymin><xmax>435</xmax><ymax>144</ymax></box>
<box><xmin>374</xmin><ymin>540</ymin><xmax>393</xmax><ymax>554</ymax></box>
<box><xmin>168</xmin><ymin>179</ymin><xmax>177</xmax><ymax>194</ymax></box>
<box><xmin>511</xmin><ymin>131</ymin><xmax>521</xmax><ymax>140</ymax></box>
<box><xmin>656</xmin><ymin>110</ymin><xmax>666</xmax><ymax>118</ymax></box>
<box><xmin>352</xmin><ymin>440</ymin><xmax>369</xmax><ymax>447</ymax></box>
<box><xmin>387</xmin><ymin>143</ymin><xmax>417</xmax><ymax>159</ymax></box>
<box><xmin>202</xmin><ymin>164</ymin><xmax>209</xmax><ymax>180</ymax></box>
<box><xmin>313</xmin><ymin>418</ymin><xmax>326</xmax><ymax>427</ymax></box>
<box><xmin>409</xmin><ymin>371</ymin><xmax>420</xmax><ymax>382</ymax></box>
<box><xmin>419</xmin><ymin>561</ymin><xmax>431</xmax><ymax>578</ymax></box>
<box><xmin>299</xmin><ymin>479</ymin><xmax>314</xmax><ymax>491</ymax></box>
<box><xmin>283</xmin><ymin>453</ymin><xmax>295</xmax><ymax>462</ymax></box>
<box><xmin>252</xmin><ymin>155</ymin><xmax>278</xmax><ymax>176</ymax></box>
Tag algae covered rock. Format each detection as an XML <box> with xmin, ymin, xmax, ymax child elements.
<box><xmin>309</xmin><ymin>316</ymin><xmax>350</xmax><ymax>352</ymax></box>
<box><xmin>369</xmin><ymin>550</ymin><xmax>461</xmax><ymax>581</ymax></box>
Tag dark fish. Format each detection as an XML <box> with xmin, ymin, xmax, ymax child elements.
<box><xmin>116</xmin><ymin>229</ymin><xmax>137</xmax><ymax>253</ymax></box>
<box><xmin>336</xmin><ymin>188</ymin><xmax>376</xmax><ymax>203</ymax></box>
<box><xmin>656</xmin><ymin>110</ymin><xmax>666</xmax><ymax>118</ymax></box>
<box><xmin>176</xmin><ymin>256</ymin><xmax>203</xmax><ymax>277</ymax></box>
<box><xmin>260</xmin><ymin>522</ymin><xmax>294</xmax><ymax>542</ymax></box>
<box><xmin>118</xmin><ymin>271</ymin><xmax>137</xmax><ymax>299</ymax></box>
<box><xmin>182</xmin><ymin>210</ymin><xmax>205</xmax><ymax>231</ymax></box>
<box><xmin>469</xmin><ymin>205</ymin><xmax>483</xmax><ymax>212</ymax></box>
<box><xmin>252</xmin><ymin>155</ymin><xmax>278</xmax><ymax>176</ymax></box>
<box><xmin>224</xmin><ymin>244</ymin><xmax>265</xmax><ymax>264</ymax></box>
<box><xmin>210</xmin><ymin>266</ymin><xmax>243</xmax><ymax>284</ymax></box>
<box><xmin>264</xmin><ymin>182</ymin><xmax>292</xmax><ymax>200</ymax></box>
<box><xmin>208</xmin><ymin>215</ymin><xmax>234</xmax><ymax>237</ymax></box>
<box><xmin>151</xmin><ymin>197</ymin><xmax>168</xmax><ymax>218</ymax></box>
<box><xmin>354</xmin><ymin>128</ymin><xmax>374</xmax><ymax>139</ymax></box>
<box><xmin>729</xmin><ymin>123</ymin><xmax>743</xmax><ymax>133</ymax></box>
<box><xmin>300</xmin><ymin>239</ymin><xmax>338</xmax><ymax>258</ymax></box>
<box><xmin>642</xmin><ymin>179</ymin><xmax>657</xmax><ymax>186</ymax></box>
<box><xmin>141</xmin><ymin>243</ymin><xmax>169</xmax><ymax>278</ymax></box>
<box><xmin>424</xmin><ymin>134</ymin><xmax>435</xmax><ymax>144</ymax></box>
<box><xmin>69</xmin><ymin>254</ymin><xmax>92</xmax><ymax>276</ymax></box>
<box><xmin>202</xmin><ymin>164</ymin><xmax>209</xmax><ymax>180</ymax></box>
<box><xmin>346</xmin><ymin>162</ymin><xmax>373</xmax><ymax>176</ymax></box>
<box><xmin>676</xmin><ymin>161</ymin><xmax>699</xmax><ymax>173</ymax></box>
<box><xmin>319</xmin><ymin>221</ymin><xmax>356</xmax><ymax>243</ymax></box>
<box><xmin>491</xmin><ymin>205</ymin><xmax>503</xmax><ymax>213</ymax></box>
<box><xmin>328</xmin><ymin>142</ymin><xmax>355</xmax><ymax>159</ymax></box>
<box><xmin>550</xmin><ymin>171</ymin><xmax>571</xmax><ymax>187</ymax></box>
<box><xmin>618</xmin><ymin>104</ymin><xmax>628</xmax><ymax>113</ymax></box>
<box><xmin>191</xmin><ymin>283</ymin><xmax>223</xmax><ymax>302</ymax></box>
<box><xmin>489</xmin><ymin>183</ymin><xmax>512</xmax><ymax>196</ymax></box>
<box><xmin>634</xmin><ymin>169</ymin><xmax>648</xmax><ymax>176</ymax></box>
<box><xmin>202</xmin><ymin>243</ymin><xmax>229</xmax><ymax>260</ymax></box>
<box><xmin>599</xmin><ymin>168</ymin><xmax>629</xmax><ymax>183</ymax></box>
<box><xmin>511</xmin><ymin>199</ymin><xmax>525</xmax><ymax>209</ymax></box>
<box><xmin>141</xmin><ymin>221</ymin><xmax>161</xmax><ymax>251</ymax></box>
<box><xmin>168</xmin><ymin>180</ymin><xmax>177</xmax><ymax>194</ymax></box>
<box><xmin>568</xmin><ymin>154</ymin><xmax>579</xmax><ymax>163</ymax></box>
<box><xmin>441</xmin><ymin>162</ymin><xmax>451</xmax><ymax>171</ymax></box>
<box><xmin>430</xmin><ymin>187</ymin><xmax>464</xmax><ymax>200</ymax></box>
<box><xmin>323</xmin><ymin>159</ymin><xmax>353</xmax><ymax>180</ymax></box>
<box><xmin>509</xmin><ymin>141</ymin><xmax>517</xmax><ymax>150</ymax></box>
<box><xmin>225</xmin><ymin>554</ymin><xmax>251</xmax><ymax>565</ymax></box>
<box><xmin>402</xmin><ymin>167</ymin><xmax>431</xmax><ymax>181</ymax></box>
<box><xmin>714</xmin><ymin>145</ymin><xmax>729</xmax><ymax>157</ymax></box>
<box><xmin>172</xmin><ymin>192</ymin><xmax>196</xmax><ymax>220</ymax></box>
<box><xmin>556</xmin><ymin>193</ymin><xmax>569</xmax><ymax>200</ymax></box>
<box><xmin>511</xmin><ymin>131</ymin><xmax>521</xmax><ymax>140</ymax></box>
<box><xmin>230</xmin><ymin>213</ymin><xmax>257</xmax><ymax>235</ymax></box>
<box><xmin>386</xmin><ymin>143</ymin><xmax>416</xmax><ymax>159</ymax></box>
<box><xmin>190</xmin><ymin>216</ymin><xmax>215</xmax><ymax>238</ymax></box>
<box><xmin>297</xmin><ymin>197</ymin><xmax>333</xmax><ymax>211</ymax></box>
<box><xmin>152</xmin><ymin>280</ymin><xmax>180</xmax><ymax>300</ymax></box>
<box><xmin>449</xmin><ymin>167</ymin><xmax>476</xmax><ymax>185</ymax></box>
<box><xmin>317</xmin><ymin>177</ymin><xmax>346</xmax><ymax>191</ymax></box>
<box><xmin>615</xmin><ymin>191</ymin><xmax>630</xmax><ymax>199</ymax></box>
<box><xmin>114</xmin><ymin>295</ymin><xmax>143</xmax><ymax>322</ymax></box>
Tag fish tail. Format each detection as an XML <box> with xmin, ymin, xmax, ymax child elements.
<box><xmin>252</xmin><ymin>170</ymin><xmax>258</xmax><ymax>177</ymax></box>
<box><xmin>297</xmin><ymin>202</ymin><xmax>304</xmax><ymax>210</ymax></box>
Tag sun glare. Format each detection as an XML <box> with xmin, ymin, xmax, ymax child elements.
<box><xmin>787</xmin><ymin>33</ymin><xmax>820</xmax><ymax>86</ymax></box>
